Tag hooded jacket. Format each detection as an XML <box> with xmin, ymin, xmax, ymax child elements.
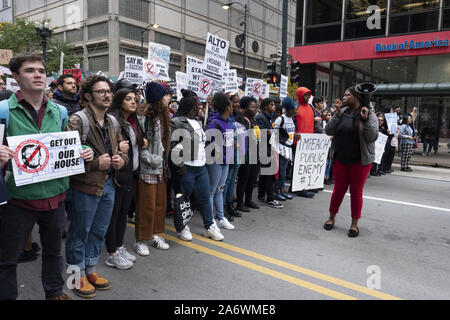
<box><xmin>52</xmin><ymin>89</ymin><xmax>81</xmax><ymax>116</ymax></box>
<box><xmin>295</xmin><ymin>87</ymin><xmax>314</xmax><ymax>142</ymax></box>
<box><xmin>205</xmin><ymin>112</ymin><xmax>234</xmax><ymax>164</ymax></box>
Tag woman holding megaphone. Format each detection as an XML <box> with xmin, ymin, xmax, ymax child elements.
<box><xmin>323</xmin><ymin>84</ymin><xmax>379</xmax><ymax>238</ymax></box>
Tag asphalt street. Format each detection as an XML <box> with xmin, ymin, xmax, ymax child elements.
<box><xmin>15</xmin><ymin>165</ymin><xmax>450</xmax><ymax>300</ymax></box>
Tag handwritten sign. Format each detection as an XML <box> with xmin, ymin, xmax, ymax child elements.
<box><xmin>245</xmin><ymin>78</ymin><xmax>266</xmax><ymax>99</ymax></box>
<box><xmin>225</xmin><ymin>69</ymin><xmax>239</xmax><ymax>94</ymax></box>
<box><xmin>385</xmin><ymin>112</ymin><xmax>398</xmax><ymax>135</ymax></box>
<box><xmin>148</xmin><ymin>42</ymin><xmax>170</xmax><ymax>81</ymax></box>
<box><xmin>204</xmin><ymin>32</ymin><xmax>229</xmax><ymax>82</ymax></box>
<box><xmin>292</xmin><ymin>134</ymin><xmax>332</xmax><ymax>191</ymax></box>
<box><xmin>7</xmin><ymin>131</ymin><xmax>85</xmax><ymax>187</ymax></box>
<box><xmin>63</xmin><ymin>68</ymin><xmax>82</xmax><ymax>84</ymax></box>
<box><xmin>374</xmin><ymin>133</ymin><xmax>388</xmax><ymax>164</ymax></box>
<box><xmin>0</xmin><ymin>49</ymin><xmax>13</xmax><ymax>65</ymax></box>
<box><xmin>175</xmin><ymin>71</ymin><xmax>187</xmax><ymax>102</ymax></box>
<box><xmin>124</xmin><ymin>55</ymin><xmax>144</xmax><ymax>84</ymax></box>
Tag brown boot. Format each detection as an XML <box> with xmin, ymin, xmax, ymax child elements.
<box><xmin>73</xmin><ymin>276</ymin><xmax>96</xmax><ymax>299</ymax></box>
<box><xmin>87</xmin><ymin>272</ymin><xmax>111</xmax><ymax>291</ymax></box>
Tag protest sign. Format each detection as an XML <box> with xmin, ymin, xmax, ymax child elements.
<box><xmin>186</xmin><ymin>56</ymin><xmax>208</xmax><ymax>98</ymax></box>
<box><xmin>175</xmin><ymin>71</ymin><xmax>187</xmax><ymax>102</ymax></box>
<box><xmin>6</xmin><ymin>78</ymin><xmax>19</xmax><ymax>92</ymax></box>
<box><xmin>124</xmin><ymin>55</ymin><xmax>144</xmax><ymax>84</ymax></box>
<box><xmin>385</xmin><ymin>112</ymin><xmax>398</xmax><ymax>135</ymax></box>
<box><xmin>374</xmin><ymin>133</ymin><xmax>388</xmax><ymax>164</ymax></box>
<box><xmin>245</xmin><ymin>78</ymin><xmax>266</xmax><ymax>98</ymax></box>
<box><xmin>147</xmin><ymin>42</ymin><xmax>170</xmax><ymax>81</ymax></box>
<box><xmin>203</xmin><ymin>32</ymin><xmax>229</xmax><ymax>82</ymax></box>
<box><xmin>63</xmin><ymin>68</ymin><xmax>82</xmax><ymax>84</ymax></box>
<box><xmin>292</xmin><ymin>134</ymin><xmax>332</xmax><ymax>191</ymax></box>
<box><xmin>225</xmin><ymin>69</ymin><xmax>239</xmax><ymax>94</ymax></box>
<box><xmin>0</xmin><ymin>49</ymin><xmax>13</xmax><ymax>65</ymax></box>
<box><xmin>280</xmin><ymin>74</ymin><xmax>288</xmax><ymax>99</ymax></box>
<box><xmin>7</xmin><ymin>131</ymin><xmax>85</xmax><ymax>187</ymax></box>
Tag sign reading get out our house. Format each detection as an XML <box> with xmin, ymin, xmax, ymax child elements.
<box><xmin>376</xmin><ymin>37</ymin><xmax>449</xmax><ymax>53</ymax></box>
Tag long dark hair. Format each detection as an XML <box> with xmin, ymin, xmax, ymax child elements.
<box><xmin>144</xmin><ymin>96</ymin><xmax>171</xmax><ymax>158</ymax></box>
<box><xmin>108</xmin><ymin>88</ymin><xmax>144</xmax><ymax>147</ymax></box>
<box><xmin>173</xmin><ymin>89</ymin><xmax>198</xmax><ymax>118</ymax></box>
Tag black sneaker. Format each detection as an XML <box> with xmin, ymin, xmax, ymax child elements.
<box><xmin>18</xmin><ymin>250</ymin><xmax>38</xmax><ymax>263</ymax></box>
<box><xmin>245</xmin><ymin>201</ymin><xmax>260</xmax><ymax>209</ymax></box>
<box><xmin>226</xmin><ymin>203</ymin><xmax>242</xmax><ymax>217</ymax></box>
<box><xmin>31</xmin><ymin>242</ymin><xmax>41</xmax><ymax>253</ymax></box>
<box><xmin>236</xmin><ymin>204</ymin><xmax>250</xmax><ymax>213</ymax></box>
<box><xmin>266</xmin><ymin>200</ymin><xmax>283</xmax><ymax>209</ymax></box>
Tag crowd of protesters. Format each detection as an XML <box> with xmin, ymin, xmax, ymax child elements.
<box><xmin>0</xmin><ymin>52</ymin><xmax>431</xmax><ymax>300</ymax></box>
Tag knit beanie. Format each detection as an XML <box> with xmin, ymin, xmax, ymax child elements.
<box><xmin>282</xmin><ymin>97</ymin><xmax>296</xmax><ymax>111</ymax></box>
<box><xmin>145</xmin><ymin>82</ymin><xmax>168</xmax><ymax>104</ymax></box>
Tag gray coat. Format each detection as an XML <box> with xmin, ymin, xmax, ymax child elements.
<box><xmin>138</xmin><ymin>115</ymin><xmax>165</xmax><ymax>175</ymax></box>
<box><xmin>325</xmin><ymin>107</ymin><xmax>379</xmax><ymax>166</ymax></box>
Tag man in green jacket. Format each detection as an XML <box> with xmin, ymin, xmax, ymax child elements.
<box><xmin>0</xmin><ymin>53</ymin><xmax>93</xmax><ymax>300</ymax></box>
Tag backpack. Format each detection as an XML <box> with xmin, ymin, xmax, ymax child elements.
<box><xmin>0</xmin><ymin>99</ymin><xmax>68</xmax><ymax>141</ymax></box>
<box><xmin>73</xmin><ymin>110</ymin><xmax>119</xmax><ymax>144</ymax></box>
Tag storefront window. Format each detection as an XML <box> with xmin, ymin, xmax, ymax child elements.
<box><xmin>390</xmin><ymin>0</ymin><xmax>440</xmax><ymax>13</ymax></box>
<box><xmin>345</xmin><ymin>18</ymin><xmax>386</xmax><ymax>39</ymax></box>
<box><xmin>305</xmin><ymin>24</ymin><xmax>341</xmax><ymax>43</ymax></box>
<box><xmin>390</xmin><ymin>10</ymin><xmax>439</xmax><ymax>34</ymax></box>
<box><xmin>346</xmin><ymin>0</ymin><xmax>388</xmax><ymax>20</ymax></box>
<box><xmin>444</xmin><ymin>9</ymin><xmax>450</xmax><ymax>29</ymax></box>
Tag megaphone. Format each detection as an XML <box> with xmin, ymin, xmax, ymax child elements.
<box><xmin>355</xmin><ymin>83</ymin><xmax>377</xmax><ymax>106</ymax></box>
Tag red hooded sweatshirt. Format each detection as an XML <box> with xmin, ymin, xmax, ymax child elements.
<box><xmin>294</xmin><ymin>87</ymin><xmax>313</xmax><ymax>143</ymax></box>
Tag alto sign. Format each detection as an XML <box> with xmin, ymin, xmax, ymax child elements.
<box><xmin>376</xmin><ymin>38</ymin><xmax>449</xmax><ymax>53</ymax></box>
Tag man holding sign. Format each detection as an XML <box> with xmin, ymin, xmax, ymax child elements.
<box><xmin>0</xmin><ymin>54</ymin><xmax>93</xmax><ymax>300</ymax></box>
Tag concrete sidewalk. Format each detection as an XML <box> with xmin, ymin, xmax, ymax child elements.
<box><xmin>393</xmin><ymin>142</ymin><xmax>450</xmax><ymax>168</ymax></box>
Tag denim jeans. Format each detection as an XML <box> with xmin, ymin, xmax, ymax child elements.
<box><xmin>0</xmin><ymin>202</ymin><xmax>65</xmax><ymax>300</ymax></box>
<box><xmin>181</xmin><ymin>165</ymin><xmax>214</xmax><ymax>229</ymax></box>
<box><xmin>325</xmin><ymin>159</ymin><xmax>332</xmax><ymax>178</ymax></box>
<box><xmin>65</xmin><ymin>178</ymin><xmax>115</xmax><ymax>274</ymax></box>
<box><xmin>276</xmin><ymin>156</ymin><xmax>290</xmax><ymax>193</ymax></box>
<box><xmin>206</xmin><ymin>164</ymin><xmax>229</xmax><ymax>220</ymax></box>
<box><xmin>223</xmin><ymin>164</ymin><xmax>240</xmax><ymax>204</ymax></box>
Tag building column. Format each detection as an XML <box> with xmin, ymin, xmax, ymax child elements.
<box><xmin>108</xmin><ymin>0</ymin><xmax>120</xmax><ymax>77</ymax></box>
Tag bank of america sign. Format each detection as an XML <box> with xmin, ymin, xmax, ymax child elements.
<box><xmin>376</xmin><ymin>38</ymin><xmax>449</xmax><ymax>53</ymax></box>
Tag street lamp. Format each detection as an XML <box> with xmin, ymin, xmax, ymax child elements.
<box><xmin>141</xmin><ymin>23</ymin><xmax>159</xmax><ymax>58</ymax></box>
<box><xmin>34</xmin><ymin>21</ymin><xmax>51</xmax><ymax>65</ymax></box>
<box><xmin>222</xmin><ymin>2</ymin><xmax>248</xmax><ymax>86</ymax></box>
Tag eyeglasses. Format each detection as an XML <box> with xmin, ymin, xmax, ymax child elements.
<box><xmin>92</xmin><ymin>89</ymin><xmax>112</xmax><ymax>96</ymax></box>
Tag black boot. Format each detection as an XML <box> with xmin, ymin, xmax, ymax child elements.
<box><xmin>227</xmin><ymin>202</ymin><xmax>242</xmax><ymax>217</ymax></box>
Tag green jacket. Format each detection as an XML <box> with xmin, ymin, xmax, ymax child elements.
<box><xmin>5</xmin><ymin>94</ymin><xmax>69</xmax><ymax>200</ymax></box>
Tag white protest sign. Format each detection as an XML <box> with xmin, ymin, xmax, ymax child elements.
<box><xmin>148</xmin><ymin>42</ymin><xmax>171</xmax><ymax>81</ymax></box>
<box><xmin>186</xmin><ymin>56</ymin><xmax>208</xmax><ymax>99</ymax></box>
<box><xmin>245</xmin><ymin>78</ymin><xmax>266</xmax><ymax>98</ymax></box>
<box><xmin>292</xmin><ymin>134</ymin><xmax>332</xmax><ymax>191</ymax></box>
<box><xmin>237</xmin><ymin>77</ymin><xmax>243</xmax><ymax>88</ymax></box>
<box><xmin>374</xmin><ymin>133</ymin><xmax>388</xmax><ymax>164</ymax></box>
<box><xmin>6</xmin><ymin>78</ymin><xmax>19</xmax><ymax>92</ymax></box>
<box><xmin>143</xmin><ymin>59</ymin><xmax>166</xmax><ymax>81</ymax></box>
<box><xmin>175</xmin><ymin>71</ymin><xmax>187</xmax><ymax>102</ymax></box>
<box><xmin>280</xmin><ymin>74</ymin><xmax>288</xmax><ymax>99</ymax></box>
<box><xmin>225</xmin><ymin>69</ymin><xmax>239</xmax><ymax>94</ymax></box>
<box><xmin>204</xmin><ymin>32</ymin><xmax>229</xmax><ymax>82</ymax></box>
<box><xmin>262</xmin><ymin>83</ymin><xmax>270</xmax><ymax>99</ymax></box>
<box><xmin>385</xmin><ymin>112</ymin><xmax>398</xmax><ymax>135</ymax></box>
<box><xmin>7</xmin><ymin>131</ymin><xmax>85</xmax><ymax>187</ymax></box>
<box><xmin>124</xmin><ymin>55</ymin><xmax>144</xmax><ymax>84</ymax></box>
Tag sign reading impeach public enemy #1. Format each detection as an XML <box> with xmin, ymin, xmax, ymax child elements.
<box><xmin>292</xmin><ymin>134</ymin><xmax>332</xmax><ymax>191</ymax></box>
<box><xmin>7</xmin><ymin>131</ymin><xmax>85</xmax><ymax>187</ymax></box>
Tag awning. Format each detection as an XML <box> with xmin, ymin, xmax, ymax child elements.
<box><xmin>373</xmin><ymin>83</ymin><xmax>450</xmax><ymax>96</ymax></box>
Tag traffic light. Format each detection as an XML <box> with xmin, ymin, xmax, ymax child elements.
<box><xmin>271</xmin><ymin>73</ymin><xmax>280</xmax><ymax>86</ymax></box>
<box><xmin>290</xmin><ymin>60</ymin><xmax>301</xmax><ymax>84</ymax></box>
<box><xmin>266</xmin><ymin>61</ymin><xmax>276</xmax><ymax>84</ymax></box>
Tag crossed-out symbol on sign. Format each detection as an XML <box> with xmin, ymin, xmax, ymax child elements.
<box><xmin>145</xmin><ymin>62</ymin><xmax>157</xmax><ymax>75</ymax></box>
<box><xmin>14</xmin><ymin>140</ymin><xmax>50</xmax><ymax>174</ymax></box>
<box><xmin>200</xmin><ymin>78</ymin><xmax>211</xmax><ymax>94</ymax></box>
<box><xmin>252</xmin><ymin>81</ymin><xmax>262</xmax><ymax>95</ymax></box>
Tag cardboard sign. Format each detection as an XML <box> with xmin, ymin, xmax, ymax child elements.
<box><xmin>63</xmin><ymin>68</ymin><xmax>82</xmax><ymax>84</ymax></box>
<box><xmin>245</xmin><ymin>78</ymin><xmax>266</xmax><ymax>98</ymax></box>
<box><xmin>148</xmin><ymin>42</ymin><xmax>170</xmax><ymax>81</ymax></box>
<box><xmin>225</xmin><ymin>69</ymin><xmax>239</xmax><ymax>94</ymax></box>
<box><xmin>124</xmin><ymin>55</ymin><xmax>144</xmax><ymax>84</ymax></box>
<box><xmin>0</xmin><ymin>49</ymin><xmax>13</xmax><ymax>65</ymax></box>
<box><xmin>6</xmin><ymin>78</ymin><xmax>19</xmax><ymax>92</ymax></box>
<box><xmin>292</xmin><ymin>134</ymin><xmax>332</xmax><ymax>191</ymax></box>
<box><xmin>175</xmin><ymin>71</ymin><xmax>187</xmax><ymax>102</ymax></box>
<box><xmin>280</xmin><ymin>74</ymin><xmax>288</xmax><ymax>99</ymax></box>
<box><xmin>203</xmin><ymin>32</ymin><xmax>230</xmax><ymax>82</ymax></box>
<box><xmin>374</xmin><ymin>133</ymin><xmax>388</xmax><ymax>164</ymax></box>
<box><xmin>7</xmin><ymin>131</ymin><xmax>85</xmax><ymax>187</ymax></box>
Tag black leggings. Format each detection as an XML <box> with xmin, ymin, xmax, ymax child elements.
<box><xmin>236</xmin><ymin>163</ymin><xmax>260</xmax><ymax>205</ymax></box>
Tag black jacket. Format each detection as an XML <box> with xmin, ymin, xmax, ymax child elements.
<box><xmin>170</xmin><ymin>116</ymin><xmax>200</xmax><ymax>167</ymax></box>
<box><xmin>52</xmin><ymin>89</ymin><xmax>81</xmax><ymax>116</ymax></box>
<box><xmin>255</xmin><ymin>111</ymin><xmax>272</xmax><ymax>157</ymax></box>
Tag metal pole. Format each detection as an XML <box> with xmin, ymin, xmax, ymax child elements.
<box><xmin>141</xmin><ymin>30</ymin><xmax>144</xmax><ymax>58</ymax></box>
<box><xmin>42</xmin><ymin>35</ymin><xmax>47</xmax><ymax>65</ymax></box>
<box><xmin>242</xmin><ymin>4</ymin><xmax>248</xmax><ymax>86</ymax></box>
<box><xmin>281</xmin><ymin>0</ymin><xmax>288</xmax><ymax>76</ymax></box>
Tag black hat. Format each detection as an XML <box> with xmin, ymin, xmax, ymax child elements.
<box><xmin>113</xmin><ymin>78</ymin><xmax>137</xmax><ymax>94</ymax></box>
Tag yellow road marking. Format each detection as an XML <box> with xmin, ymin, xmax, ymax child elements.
<box><xmin>164</xmin><ymin>225</ymin><xmax>402</xmax><ymax>300</ymax></box>
<box><xmin>161</xmin><ymin>233</ymin><xmax>357</xmax><ymax>300</ymax></box>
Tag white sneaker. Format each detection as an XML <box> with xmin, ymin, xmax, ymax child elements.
<box><xmin>206</xmin><ymin>223</ymin><xmax>224</xmax><ymax>241</ymax></box>
<box><xmin>134</xmin><ymin>241</ymin><xmax>150</xmax><ymax>256</ymax></box>
<box><xmin>150</xmin><ymin>235</ymin><xmax>170</xmax><ymax>250</ymax></box>
<box><xmin>179</xmin><ymin>225</ymin><xmax>193</xmax><ymax>241</ymax></box>
<box><xmin>118</xmin><ymin>246</ymin><xmax>136</xmax><ymax>263</ymax></box>
<box><xmin>217</xmin><ymin>217</ymin><xmax>235</xmax><ymax>230</ymax></box>
<box><xmin>105</xmin><ymin>251</ymin><xmax>133</xmax><ymax>269</ymax></box>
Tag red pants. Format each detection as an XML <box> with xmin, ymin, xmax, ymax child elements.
<box><xmin>329</xmin><ymin>160</ymin><xmax>372</xmax><ymax>219</ymax></box>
